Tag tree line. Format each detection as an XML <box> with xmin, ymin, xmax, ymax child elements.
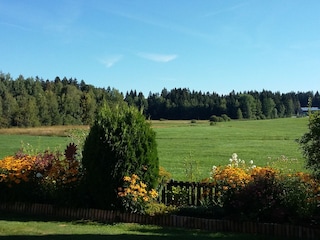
<box><xmin>127</xmin><ymin>88</ymin><xmax>320</xmax><ymax>120</ymax></box>
<box><xmin>0</xmin><ymin>73</ymin><xmax>123</xmax><ymax>127</ymax></box>
<box><xmin>0</xmin><ymin>72</ymin><xmax>319</xmax><ymax>127</ymax></box>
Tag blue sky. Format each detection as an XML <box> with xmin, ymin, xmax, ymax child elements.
<box><xmin>1</xmin><ymin>0</ymin><xmax>319</xmax><ymax>96</ymax></box>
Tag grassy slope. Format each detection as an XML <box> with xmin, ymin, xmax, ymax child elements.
<box><xmin>0</xmin><ymin>118</ymin><xmax>309</xmax><ymax>181</ymax></box>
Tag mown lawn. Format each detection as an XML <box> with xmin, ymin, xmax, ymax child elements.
<box><xmin>0</xmin><ymin>214</ymin><xmax>283</xmax><ymax>240</ymax></box>
<box><xmin>0</xmin><ymin>118</ymin><xmax>309</xmax><ymax>181</ymax></box>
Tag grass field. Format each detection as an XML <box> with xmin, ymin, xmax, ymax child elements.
<box><xmin>0</xmin><ymin>118</ymin><xmax>309</xmax><ymax>181</ymax></box>
<box><xmin>155</xmin><ymin>118</ymin><xmax>309</xmax><ymax>180</ymax></box>
<box><xmin>0</xmin><ymin>215</ymin><xmax>282</xmax><ymax>240</ymax></box>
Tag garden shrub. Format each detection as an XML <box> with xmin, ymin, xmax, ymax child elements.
<box><xmin>205</xmin><ymin>153</ymin><xmax>320</xmax><ymax>224</ymax></box>
<box><xmin>225</xmin><ymin>170</ymin><xmax>286</xmax><ymax>223</ymax></box>
<box><xmin>0</xmin><ymin>144</ymin><xmax>83</xmax><ymax>205</ymax></box>
<box><xmin>0</xmin><ymin>154</ymin><xmax>37</xmax><ymax>202</ymax></box>
<box><xmin>34</xmin><ymin>145</ymin><xmax>83</xmax><ymax>205</ymax></box>
<box><xmin>117</xmin><ymin>174</ymin><xmax>158</xmax><ymax>214</ymax></box>
<box><xmin>82</xmin><ymin>104</ymin><xmax>159</xmax><ymax>209</ymax></box>
<box><xmin>280</xmin><ymin>172</ymin><xmax>320</xmax><ymax>222</ymax></box>
<box><xmin>298</xmin><ymin>110</ymin><xmax>320</xmax><ymax>178</ymax></box>
<box><xmin>203</xmin><ymin>153</ymin><xmax>254</xmax><ymax>206</ymax></box>
<box><xmin>176</xmin><ymin>205</ymin><xmax>225</xmax><ymax>219</ymax></box>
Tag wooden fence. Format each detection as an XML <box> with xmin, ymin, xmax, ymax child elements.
<box><xmin>1</xmin><ymin>202</ymin><xmax>319</xmax><ymax>239</ymax></box>
<box><xmin>159</xmin><ymin>180</ymin><xmax>216</xmax><ymax>206</ymax></box>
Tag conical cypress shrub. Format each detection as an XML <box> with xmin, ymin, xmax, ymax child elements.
<box><xmin>82</xmin><ymin>104</ymin><xmax>159</xmax><ymax>209</ymax></box>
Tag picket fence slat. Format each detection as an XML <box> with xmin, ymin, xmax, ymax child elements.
<box><xmin>160</xmin><ymin>180</ymin><xmax>217</xmax><ymax>206</ymax></box>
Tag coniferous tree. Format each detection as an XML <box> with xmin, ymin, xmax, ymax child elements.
<box><xmin>82</xmin><ymin>104</ymin><xmax>159</xmax><ymax>209</ymax></box>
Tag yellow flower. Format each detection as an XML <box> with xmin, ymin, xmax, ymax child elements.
<box><xmin>143</xmin><ymin>196</ymin><xmax>149</xmax><ymax>202</ymax></box>
<box><xmin>140</xmin><ymin>182</ymin><xmax>147</xmax><ymax>188</ymax></box>
<box><xmin>149</xmin><ymin>189</ymin><xmax>158</xmax><ymax>198</ymax></box>
<box><xmin>123</xmin><ymin>176</ymin><xmax>131</xmax><ymax>182</ymax></box>
<box><xmin>131</xmin><ymin>174</ymin><xmax>139</xmax><ymax>180</ymax></box>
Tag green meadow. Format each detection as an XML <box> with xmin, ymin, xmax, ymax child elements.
<box><xmin>0</xmin><ymin>117</ymin><xmax>309</xmax><ymax>181</ymax></box>
<box><xmin>155</xmin><ymin>118</ymin><xmax>309</xmax><ymax>180</ymax></box>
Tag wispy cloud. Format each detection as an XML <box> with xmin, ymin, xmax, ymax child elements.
<box><xmin>100</xmin><ymin>55</ymin><xmax>123</xmax><ymax>68</ymax></box>
<box><xmin>0</xmin><ymin>21</ymin><xmax>31</xmax><ymax>31</ymax></box>
<box><xmin>203</xmin><ymin>2</ymin><xmax>249</xmax><ymax>18</ymax></box>
<box><xmin>137</xmin><ymin>52</ymin><xmax>177</xmax><ymax>62</ymax></box>
<box><xmin>107</xmin><ymin>9</ymin><xmax>214</xmax><ymax>41</ymax></box>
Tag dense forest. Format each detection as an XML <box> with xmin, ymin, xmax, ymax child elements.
<box><xmin>0</xmin><ymin>72</ymin><xmax>319</xmax><ymax>127</ymax></box>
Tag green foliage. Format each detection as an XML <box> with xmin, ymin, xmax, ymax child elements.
<box><xmin>183</xmin><ymin>153</ymin><xmax>200</xmax><ymax>181</ymax></box>
<box><xmin>221</xmin><ymin>114</ymin><xmax>231</xmax><ymax>121</ymax></box>
<box><xmin>209</xmin><ymin>115</ymin><xmax>220</xmax><ymax>122</ymax></box>
<box><xmin>209</xmin><ymin>114</ymin><xmax>231</xmax><ymax>123</ymax></box>
<box><xmin>0</xmin><ymin>73</ymin><xmax>124</xmax><ymax>127</ymax></box>
<box><xmin>0</xmin><ymin>72</ymin><xmax>319</xmax><ymax>124</ymax></box>
<box><xmin>66</xmin><ymin>128</ymin><xmax>89</xmax><ymax>160</ymax></box>
<box><xmin>298</xmin><ymin>110</ymin><xmax>320</xmax><ymax>177</ymax></box>
<box><xmin>280</xmin><ymin>173</ymin><xmax>318</xmax><ymax>220</ymax></box>
<box><xmin>82</xmin><ymin>104</ymin><xmax>159</xmax><ymax>209</ymax></box>
<box><xmin>145</xmin><ymin>202</ymin><xmax>177</xmax><ymax>216</ymax></box>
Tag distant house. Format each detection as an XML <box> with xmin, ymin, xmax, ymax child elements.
<box><xmin>300</xmin><ymin>107</ymin><xmax>320</xmax><ymax>116</ymax></box>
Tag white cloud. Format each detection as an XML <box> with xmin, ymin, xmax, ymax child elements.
<box><xmin>137</xmin><ymin>52</ymin><xmax>177</xmax><ymax>62</ymax></box>
<box><xmin>100</xmin><ymin>55</ymin><xmax>123</xmax><ymax>68</ymax></box>
<box><xmin>203</xmin><ymin>2</ymin><xmax>248</xmax><ymax>18</ymax></box>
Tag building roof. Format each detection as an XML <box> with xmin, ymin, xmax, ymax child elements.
<box><xmin>301</xmin><ymin>107</ymin><xmax>320</xmax><ymax>112</ymax></box>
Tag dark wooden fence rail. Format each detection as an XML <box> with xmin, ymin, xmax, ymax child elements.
<box><xmin>1</xmin><ymin>202</ymin><xmax>319</xmax><ymax>240</ymax></box>
<box><xmin>159</xmin><ymin>180</ymin><xmax>216</xmax><ymax>206</ymax></box>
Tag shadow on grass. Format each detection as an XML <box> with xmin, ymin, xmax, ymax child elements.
<box><xmin>0</xmin><ymin>212</ymin><xmax>284</xmax><ymax>240</ymax></box>
<box><xmin>0</xmin><ymin>233</ymin><xmax>279</xmax><ymax>240</ymax></box>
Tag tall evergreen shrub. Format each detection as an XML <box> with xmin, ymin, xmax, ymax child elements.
<box><xmin>298</xmin><ymin>110</ymin><xmax>320</xmax><ymax>178</ymax></box>
<box><xmin>82</xmin><ymin>104</ymin><xmax>159</xmax><ymax>209</ymax></box>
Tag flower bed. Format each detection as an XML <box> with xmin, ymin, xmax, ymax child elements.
<box><xmin>1</xmin><ymin>149</ymin><xmax>320</xmax><ymax>238</ymax></box>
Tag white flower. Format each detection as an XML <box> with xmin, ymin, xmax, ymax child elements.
<box><xmin>36</xmin><ymin>172</ymin><xmax>43</xmax><ymax>178</ymax></box>
<box><xmin>249</xmin><ymin>160</ymin><xmax>254</xmax><ymax>165</ymax></box>
<box><xmin>241</xmin><ymin>160</ymin><xmax>245</xmax><ymax>165</ymax></box>
<box><xmin>212</xmin><ymin>165</ymin><xmax>217</xmax><ymax>171</ymax></box>
<box><xmin>252</xmin><ymin>165</ymin><xmax>256</xmax><ymax>169</ymax></box>
<box><xmin>232</xmin><ymin>153</ymin><xmax>238</xmax><ymax>160</ymax></box>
